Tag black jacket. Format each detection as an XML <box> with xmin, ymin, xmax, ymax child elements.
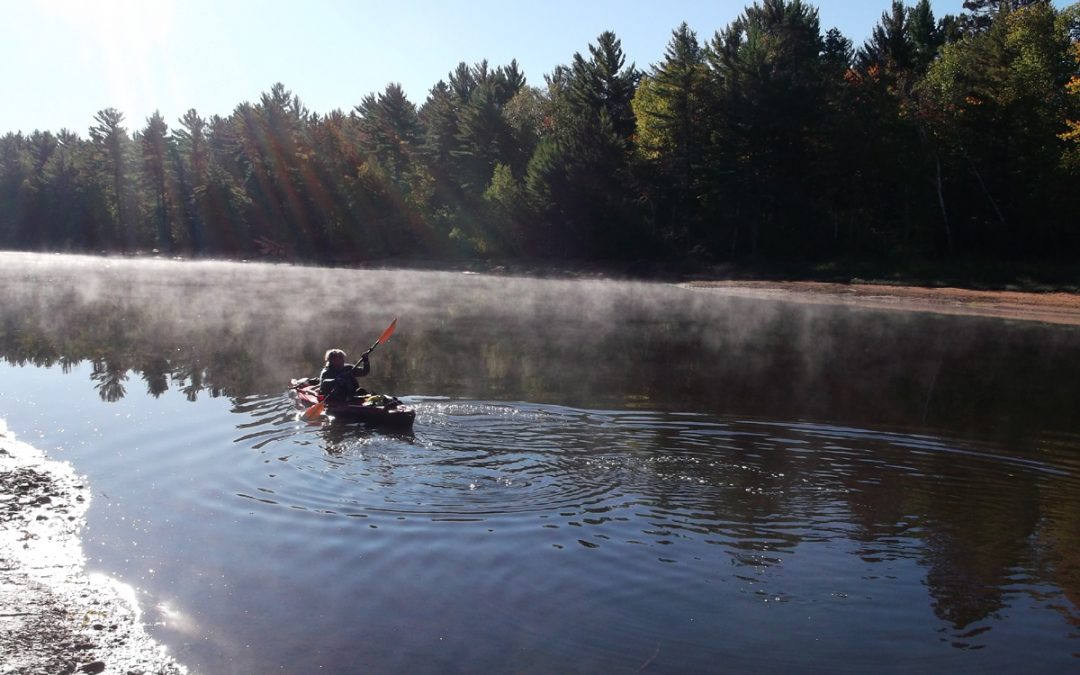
<box><xmin>319</xmin><ymin>357</ymin><xmax>370</xmax><ymax>397</ymax></box>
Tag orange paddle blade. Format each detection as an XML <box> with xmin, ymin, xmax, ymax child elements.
<box><xmin>378</xmin><ymin>318</ymin><xmax>398</xmax><ymax>345</ymax></box>
<box><xmin>301</xmin><ymin>399</ymin><xmax>327</xmax><ymax>421</ymax></box>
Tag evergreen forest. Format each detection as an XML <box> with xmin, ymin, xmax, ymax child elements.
<box><xmin>2</xmin><ymin>0</ymin><xmax>1078</xmax><ymax>267</ymax></box>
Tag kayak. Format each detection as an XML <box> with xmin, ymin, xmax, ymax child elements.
<box><xmin>290</xmin><ymin>379</ymin><xmax>416</xmax><ymax>429</ymax></box>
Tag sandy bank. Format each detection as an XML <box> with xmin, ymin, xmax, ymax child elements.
<box><xmin>683</xmin><ymin>280</ymin><xmax>1080</xmax><ymax>326</ymax></box>
<box><xmin>0</xmin><ymin>422</ymin><xmax>185</xmax><ymax>675</ymax></box>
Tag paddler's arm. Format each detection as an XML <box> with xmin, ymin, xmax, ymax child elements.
<box><xmin>349</xmin><ymin>355</ymin><xmax>371</xmax><ymax>378</ymax></box>
<box><xmin>318</xmin><ymin>366</ymin><xmax>341</xmax><ymax>394</ymax></box>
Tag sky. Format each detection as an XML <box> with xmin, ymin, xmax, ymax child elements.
<box><xmin>0</xmin><ymin>0</ymin><xmax>1046</xmax><ymax>136</ymax></box>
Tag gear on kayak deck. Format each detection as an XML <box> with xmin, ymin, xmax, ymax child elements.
<box><xmin>290</xmin><ymin>379</ymin><xmax>416</xmax><ymax>429</ymax></box>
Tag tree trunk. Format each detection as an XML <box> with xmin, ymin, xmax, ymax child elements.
<box><xmin>962</xmin><ymin>146</ymin><xmax>1008</xmax><ymax>231</ymax></box>
<box><xmin>935</xmin><ymin>152</ymin><xmax>952</xmax><ymax>255</ymax></box>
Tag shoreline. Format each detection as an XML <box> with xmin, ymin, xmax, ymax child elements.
<box><xmin>682</xmin><ymin>280</ymin><xmax>1080</xmax><ymax>326</ymax></box>
<box><xmin>0</xmin><ymin>422</ymin><xmax>186</xmax><ymax>675</ymax></box>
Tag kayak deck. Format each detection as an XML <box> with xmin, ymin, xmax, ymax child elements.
<box><xmin>291</xmin><ymin>379</ymin><xmax>416</xmax><ymax>429</ymax></box>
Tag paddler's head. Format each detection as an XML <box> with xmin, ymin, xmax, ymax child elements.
<box><xmin>325</xmin><ymin>348</ymin><xmax>347</xmax><ymax>368</ymax></box>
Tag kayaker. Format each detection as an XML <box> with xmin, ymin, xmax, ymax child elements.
<box><xmin>319</xmin><ymin>348</ymin><xmax>369</xmax><ymax>401</ymax></box>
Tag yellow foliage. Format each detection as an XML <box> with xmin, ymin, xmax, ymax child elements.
<box><xmin>630</xmin><ymin>75</ymin><xmax>671</xmax><ymax>162</ymax></box>
<box><xmin>1065</xmin><ymin>45</ymin><xmax>1080</xmax><ymax>143</ymax></box>
<box><xmin>1069</xmin><ymin>75</ymin><xmax>1080</xmax><ymax>96</ymax></box>
<box><xmin>1060</xmin><ymin>119</ymin><xmax>1080</xmax><ymax>142</ymax></box>
<box><xmin>1071</xmin><ymin>41</ymin><xmax>1080</xmax><ymax>94</ymax></box>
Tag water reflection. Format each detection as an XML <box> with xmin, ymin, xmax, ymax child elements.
<box><xmin>218</xmin><ymin>389</ymin><xmax>1080</xmax><ymax>653</ymax></box>
<box><xmin>2</xmin><ymin>253</ymin><xmax>1079</xmax><ymax>671</ymax></box>
<box><xmin>3</xmin><ymin>253</ymin><xmax>1079</xmax><ymax>441</ymax></box>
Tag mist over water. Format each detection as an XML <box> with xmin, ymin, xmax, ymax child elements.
<box><xmin>4</xmin><ymin>251</ymin><xmax>1077</xmax><ymax>436</ymax></box>
<box><xmin>1</xmin><ymin>252</ymin><xmax>1079</xmax><ymax>673</ymax></box>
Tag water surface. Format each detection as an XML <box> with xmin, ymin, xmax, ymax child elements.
<box><xmin>1</xmin><ymin>253</ymin><xmax>1078</xmax><ymax>673</ymax></box>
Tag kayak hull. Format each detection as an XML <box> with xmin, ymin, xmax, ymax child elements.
<box><xmin>291</xmin><ymin>379</ymin><xmax>416</xmax><ymax>429</ymax></box>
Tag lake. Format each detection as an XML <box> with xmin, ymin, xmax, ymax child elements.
<box><xmin>1</xmin><ymin>252</ymin><xmax>1078</xmax><ymax>673</ymax></box>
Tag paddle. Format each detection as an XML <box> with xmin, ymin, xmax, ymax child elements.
<box><xmin>360</xmin><ymin>317</ymin><xmax>398</xmax><ymax>362</ymax></box>
<box><xmin>301</xmin><ymin>318</ymin><xmax>398</xmax><ymax>421</ymax></box>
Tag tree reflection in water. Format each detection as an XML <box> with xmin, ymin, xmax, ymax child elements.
<box><xmin>1</xmin><ymin>253</ymin><xmax>1079</xmax><ymax>642</ymax></box>
<box><xmin>90</xmin><ymin>358</ymin><xmax>128</xmax><ymax>402</ymax></box>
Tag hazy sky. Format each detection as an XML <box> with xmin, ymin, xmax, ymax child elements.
<box><xmin>0</xmin><ymin>0</ymin><xmax>1023</xmax><ymax>136</ymax></box>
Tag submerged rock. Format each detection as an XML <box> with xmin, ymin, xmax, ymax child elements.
<box><xmin>0</xmin><ymin>422</ymin><xmax>186</xmax><ymax>675</ymax></box>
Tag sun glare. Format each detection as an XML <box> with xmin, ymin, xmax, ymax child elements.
<box><xmin>42</xmin><ymin>0</ymin><xmax>179</xmax><ymax>126</ymax></box>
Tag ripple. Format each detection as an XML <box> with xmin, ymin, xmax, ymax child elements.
<box><xmin>217</xmin><ymin>398</ymin><xmax>1080</xmax><ymax>547</ymax></box>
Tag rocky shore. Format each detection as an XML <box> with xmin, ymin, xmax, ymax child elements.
<box><xmin>0</xmin><ymin>422</ymin><xmax>186</xmax><ymax>675</ymax></box>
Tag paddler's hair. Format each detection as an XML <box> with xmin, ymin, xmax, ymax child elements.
<box><xmin>324</xmin><ymin>348</ymin><xmax>347</xmax><ymax>363</ymax></box>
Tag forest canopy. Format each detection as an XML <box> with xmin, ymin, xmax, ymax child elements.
<box><xmin>1</xmin><ymin>0</ymin><xmax>1077</xmax><ymax>264</ymax></box>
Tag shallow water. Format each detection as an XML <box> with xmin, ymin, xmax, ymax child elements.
<box><xmin>1</xmin><ymin>253</ymin><xmax>1078</xmax><ymax>673</ymax></box>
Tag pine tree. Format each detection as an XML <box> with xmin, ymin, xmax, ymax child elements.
<box><xmin>140</xmin><ymin>111</ymin><xmax>173</xmax><ymax>251</ymax></box>
<box><xmin>173</xmin><ymin>109</ymin><xmax>209</xmax><ymax>251</ymax></box>
<box><xmin>524</xmin><ymin>31</ymin><xmax>644</xmax><ymax>258</ymax></box>
<box><xmin>356</xmin><ymin>83</ymin><xmax>422</xmax><ymax>187</ymax></box>
<box><xmin>706</xmin><ymin>0</ymin><xmax>829</xmax><ymax>256</ymax></box>
<box><xmin>89</xmin><ymin>108</ymin><xmax>135</xmax><ymax>249</ymax></box>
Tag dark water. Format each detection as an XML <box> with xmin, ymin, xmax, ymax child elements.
<box><xmin>1</xmin><ymin>252</ymin><xmax>1078</xmax><ymax>673</ymax></box>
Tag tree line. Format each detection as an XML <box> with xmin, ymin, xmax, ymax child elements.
<box><xmin>1</xmin><ymin>0</ymin><xmax>1077</xmax><ymax>264</ymax></box>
